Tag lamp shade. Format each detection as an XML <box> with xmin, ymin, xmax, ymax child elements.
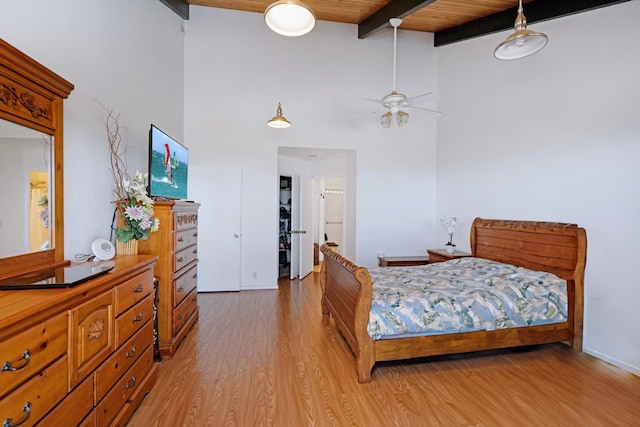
<box><xmin>267</xmin><ymin>103</ymin><xmax>291</xmax><ymax>128</ymax></box>
<box><xmin>494</xmin><ymin>29</ymin><xmax>548</xmax><ymax>60</ymax></box>
<box><xmin>494</xmin><ymin>0</ymin><xmax>548</xmax><ymax>60</ymax></box>
<box><xmin>265</xmin><ymin>0</ymin><xmax>316</xmax><ymax>37</ymax></box>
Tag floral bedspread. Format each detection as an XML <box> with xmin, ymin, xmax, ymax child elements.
<box><xmin>367</xmin><ymin>257</ymin><xmax>567</xmax><ymax>340</ymax></box>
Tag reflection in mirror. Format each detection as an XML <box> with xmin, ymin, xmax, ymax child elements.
<box><xmin>0</xmin><ymin>119</ymin><xmax>52</xmax><ymax>258</ymax></box>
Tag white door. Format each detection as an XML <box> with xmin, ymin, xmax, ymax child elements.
<box><xmin>298</xmin><ymin>175</ymin><xmax>314</xmax><ymax>279</ymax></box>
<box><xmin>290</xmin><ymin>174</ymin><xmax>314</xmax><ymax>280</ymax></box>
<box><xmin>189</xmin><ymin>166</ymin><xmax>241</xmax><ymax>292</ymax></box>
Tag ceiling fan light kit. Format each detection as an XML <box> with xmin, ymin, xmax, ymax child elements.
<box><xmin>264</xmin><ymin>0</ymin><xmax>316</xmax><ymax>37</ymax></box>
<box><xmin>495</xmin><ymin>0</ymin><xmax>548</xmax><ymax>60</ymax></box>
<box><xmin>267</xmin><ymin>102</ymin><xmax>292</xmax><ymax>128</ymax></box>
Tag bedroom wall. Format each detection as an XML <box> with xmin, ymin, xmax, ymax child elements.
<box><xmin>436</xmin><ymin>2</ymin><xmax>640</xmax><ymax>375</ymax></box>
<box><xmin>184</xmin><ymin>7</ymin><xmax>438</xmax><ymax>289</ymax></box>
<box><xmin>1</xmin><ymin>0</ymin><xmax>185</xmax><ymax>257</ymax></box>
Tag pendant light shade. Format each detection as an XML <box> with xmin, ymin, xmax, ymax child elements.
<box><xmin>265</xmin><ymin>0</ymin><xmax>316</xmax><ymax>37</ymax></box>
<box><xmin>494</xmin><ymin>0</ymin><xmax>548</xmax><ymax>60</ymax></box>
<box><xmin>267</xmin><ymin>103</ymin><xmax>291</xmax><ymax>128</ymax></box>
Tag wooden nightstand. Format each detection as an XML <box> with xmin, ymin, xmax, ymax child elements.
<box><xmin>378</xmin><ymin>256</ymin><xmax>430</xmax><ymax>267</ymax></box>
<box><xmin>427</xmin><ymin>249</ymin><xmax>471</xmax><ymax>264</ymax></box>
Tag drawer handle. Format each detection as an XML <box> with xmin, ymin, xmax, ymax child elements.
<box><xmin>125</xmin><ymin>375</ymin><xmax>137</xmax><ymax>389</ymax></box>
<box><xmin>133</xmin><ymin>284</ymin><xmax>144</xmax><ymax>293</ymax></box>
<box><xmin>193</xmin><ymin>248</ymin><xmax>197</xmax><ymax>254</ymax></box>
<box><xmin>2</xmin><ymin>350</ymin><xmax>31</xmax><ymax>372</ymax></box>
<box><xmin>2</xmin><ymin>401</ymin><xmax>31</xmax><ymax>427</ymax></box>
<box><xmin>193</xmin><ymin>232</ymin><xmax>198</xmax><ymax>237</ymax></box>
<box><xmin>192</xmin><ymin>273</ymin><xmax>197</xmax><ymax>279</ymax></box>
<box><xmin>177</xmin><ymin>257</ymin><xmax>184</xmax><ymax>263</ymax></box>
<box><xmin>177</xmin><ymin>286</ymin><xmax>184</xmax><ymax>292</ymax></box>
<box><xmin>177</xmin><ymin>236</ymin><xmax>184</xmax><ymax>242</ymax></box>
<box><xmin>125</xmin><ymin>346</ymin><xmax>137</xmax><ymax>358</ymax></box>
<box><xmin>177</xmin><ymin>314</ymin><xmax>183</xmax><ymax>320</ymax></box>
<box><xmin>132</xmin><ymin>312</ymin><xmax>144</xmax><ymax>322</ymax></box>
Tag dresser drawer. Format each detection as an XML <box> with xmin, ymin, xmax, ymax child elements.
<box><xmin>114</xmin><ymin>269</ymin><xmax>154</xmax><ymax>316</ymax></box>
<box><xmin>0</xmin><ymin>312</ymin><xmax>67</xmax><ymax>398</ymax></box>
<box><xmin>174</xmin><ymin>210</ymin><xmax>198</xmax><ymax>231</ymax></box>
<box><xmin>0</xmin><ymin>355</ymin><xmax>67</xmax><ymax>427</ymax></box>
<box><xmin>95</xmin><ymin>321</ymin><xmax>153</xmax><ymax>402</ymax></box>
<box><xmin>174</xmin><ymin>289</ymin><xmax>197</xmax><ymax>335</ymax></box>
<box><xmin>115</xmin><ymin>295</ymin><xmax>153</xmax><ymax>349</ymax></box>
<box><xmin>173</xmin><ymin>245</ymin><xmax>198</xmax><ymax>273</ymax></box>
<box><xmin>69</xmin><ymin>290</ymin><xmax>115</xmax><ymax>388</ymax></box>
<box><xmin>174</xmin><ymin>228</ymin><xmax>198</xmax><ymax>252</ymax></box>
<box><xmin>174</xmin><ymin>264</ymin><xmax>197</xmax><ymax>307</ymax></box>
<box><xmin>38</xmin><ymin>373</ymin><xmax>93</xmax><ymax>427</ymax></box>
<box><xmin>95</xmin><ymin>345</ymin><xmax>154</xmax><ymax>427</ymax></box>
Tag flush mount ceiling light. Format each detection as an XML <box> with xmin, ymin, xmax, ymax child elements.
<box><xmin>264</xmin><ymin>0</ymin><xmax>316</xmax><ymax>37</ymax></box>
<box><xmin>267</xmin><ymin>102</ymin><xmax>291</xmax><ymax>128</ymax></box>
<box><xmin>494</xmin><ymin>0</ymin><xmax>548</xmax><ymax>60</ymax></box>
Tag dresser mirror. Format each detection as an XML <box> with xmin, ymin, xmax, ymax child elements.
<box><xmin>0</xmin><ymin>39</ymin><xmax>74</xmax><ymax>278</ymax></box>
<box><xmin>0</xmin><ymin>119</ymin><xmax>52</xmax><ymax>258</ymax></box>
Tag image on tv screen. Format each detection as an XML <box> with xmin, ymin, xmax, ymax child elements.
<box><xmin>149</xmin><ymin>125</ymin><xmax>188</xmax><ymax>200</ymax></box>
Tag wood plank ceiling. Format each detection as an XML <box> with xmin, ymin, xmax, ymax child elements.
<box><xmin>169</xmin><ymin>0</ymin><xmax>629</xmax><ymax>45</ymax></box>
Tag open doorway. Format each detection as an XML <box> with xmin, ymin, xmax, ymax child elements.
<box><xmin>277</xmin><ymin>147</ymin><xmax>356</xmax><ymax>278</ymax></box>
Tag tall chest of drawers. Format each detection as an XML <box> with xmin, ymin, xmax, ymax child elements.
<box><xmin>139</xmin><ymin>201</ymin><xmax>200</xmax><ymax>359</ymax></box>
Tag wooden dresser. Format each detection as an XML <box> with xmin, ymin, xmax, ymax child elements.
<box><xmin>0</xmin><ymin>255</ymin><xmax>158</xmax><ymax>427</ymax></box>
<box><xmin>139</xmin><ymin>201</ymin><xmax>199</xmax><ymax>359</ymax></box>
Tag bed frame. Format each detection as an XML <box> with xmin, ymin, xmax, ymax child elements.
<box><xmin>319</xmin><ymin>218</ymin><xmax>587</xmax><ymax>383</ymax></box>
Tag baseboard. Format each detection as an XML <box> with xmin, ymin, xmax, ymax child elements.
<box><xmin>241</xmin><ymin>284</ymin><xmax>278</xmax><ymax>290</ymax></box>
<box><xmin>584</xmin><ymin>347</ymin><xmax>640</xmax><ymax>377</ymax></box>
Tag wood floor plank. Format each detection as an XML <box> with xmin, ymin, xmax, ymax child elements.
<box><xmin>128</xmin><ymin>273</ymin><xmax>640</xmax><ymax>426</ymax></box>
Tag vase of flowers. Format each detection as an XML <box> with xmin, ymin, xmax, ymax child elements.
<box><xmin>114</xmin><ymin>171</ymin><xmax>159</xmax><ymax>255</ymax></box>
<box><xmin>440</xmin><ymin>217</ymin><xmax>457</xmax><ymax>254</ymax></box>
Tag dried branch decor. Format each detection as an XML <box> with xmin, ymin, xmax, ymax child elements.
<box><xmin>98</xmin><ymin>102</ymin><xmax>158</xmax><ymax>244</ymax></box>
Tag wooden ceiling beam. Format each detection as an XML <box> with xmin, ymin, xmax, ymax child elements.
<box><xmin>434</xmin><ymin>0</ymin><xmax>631</xmax><ymax>47</ymax></box>
<box><xmin>160</xmin><ymin>0</ymin><xmax>190</xmax><ymax>20</ymax></box>
<box><xmin>358</xmin><ymin>0</ymin><xmax>438</xmax><ymax>39</ymax></box>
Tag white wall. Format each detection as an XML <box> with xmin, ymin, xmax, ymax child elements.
<box><xmin>1</xmin><ymin>0</ymin><xmax>185</xmax><ymax>257</ymax></box>
<box><xmin>437</xmin><ymin>2</ymin><xmax>640</xmax><ymax>375</ymax></box>
<box><xmin>184</xmin><ymin>7</ymin><xmax>438</xmax><ymax>289</ymax></box>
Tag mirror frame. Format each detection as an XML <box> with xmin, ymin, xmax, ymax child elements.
<box><xmin>0</xmin><ymin>39</ymin><xmax>74</xmax><ymax>278</ymax></box>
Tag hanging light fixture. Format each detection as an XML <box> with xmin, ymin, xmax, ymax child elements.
<box><xmin>494</xmin><ymin>0</ymin><xmax>548</xmax><ymax>60</ymax></box>
<box><xmin>267</xmin><ymin>103</ymin><xmax>291</xmax><ymax>128</ymax></box>
<box><xmin>265</xmin><ymin>0</ymin><xmax>316</xmax><ymax>37</ymax></box>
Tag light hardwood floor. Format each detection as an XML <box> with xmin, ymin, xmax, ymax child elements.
<box><xmin>128</xmin><ymin>273</ymin><xmax>640</xmax><ymax>426</ymax></box>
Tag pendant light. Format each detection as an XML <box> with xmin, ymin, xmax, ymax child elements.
<box><xmin>494</xmin><ymin>0</ymin><xmax>548</xmax><ymax>60</ymax></box>
<box><xmin>265</xmin><ymin>0</ymin><xmax>316</xmax><ymax>37</ymax></box>
<box><xmin>267</xmin><ymin>103</ymin><xmax>291</xmax><ymax>128</ymax></box>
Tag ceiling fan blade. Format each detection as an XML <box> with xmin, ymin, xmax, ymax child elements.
<box><xmin>409</xmin><ymin>105</ymin><xmax>442</xmax><ymax>115</ymax></box>
<box><xmin>363</xmin><ymin>97</ymin><xmax>383</xmax><ymax>104</ymax></box>
<box><xmin>405</xmin><ymin>92</ymin><xmax>438</xmax><ymax>104</ymax></box>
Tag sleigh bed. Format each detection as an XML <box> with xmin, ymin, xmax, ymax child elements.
<box><xmin>319</xmin><ymin>218</ymin><xmax>587</xmax><ymax>383</ymax></box>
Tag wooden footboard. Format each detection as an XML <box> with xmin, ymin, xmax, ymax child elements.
<box><xmin>320</xmin><ymin>218</ymin><xmax>587</xmax><ymax>383</ymax></box>
<box><xmin>319</xmin><ymin>245</ymin><xmax>375</xmax><ymax>382</ymax></box>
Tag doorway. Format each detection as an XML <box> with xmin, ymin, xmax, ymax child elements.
<box><xmin>277</xmin><ymin>147</ymin><xmax>357</xmax><ymax>279</ymax></box>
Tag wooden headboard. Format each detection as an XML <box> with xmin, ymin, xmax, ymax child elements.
<box><xmin>470</xmin><ymin>218</ymin><xmax>587</xmax><ymax>282</ymax></box>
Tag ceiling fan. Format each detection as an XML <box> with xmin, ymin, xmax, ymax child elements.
<box><xmin>369</xmin><ymin>18</ymin><xmax>439</xmax><ymax>128</ymax></box>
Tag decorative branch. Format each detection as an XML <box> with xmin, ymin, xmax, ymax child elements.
<box><xmin>96</xmin><ymin>100</ymin><xmax>129</xmax><ymax>201</ymax></box>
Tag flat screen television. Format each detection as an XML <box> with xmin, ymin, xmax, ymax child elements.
<box><xmin>148</xmin><ymin>124</ymin><xmax>188</xmax><ymax>200</ymax></box>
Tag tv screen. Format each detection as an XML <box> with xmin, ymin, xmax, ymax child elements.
<box><xmin>148</xmin><ymin>124</ymin><xmax>188</xmax><ymax>200</ymax></box>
